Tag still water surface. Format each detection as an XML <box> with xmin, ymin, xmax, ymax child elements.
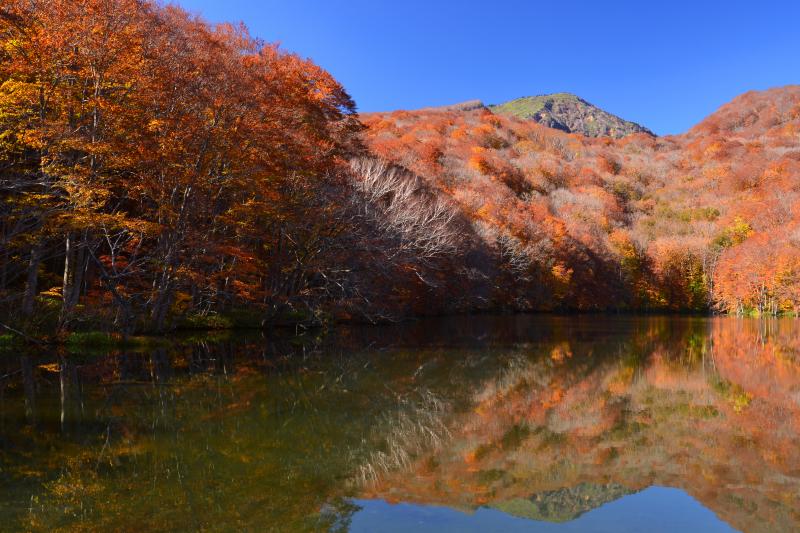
<box><xmin>1</xmin><ymin>316</ymin><xmax>799</xmax><ymax>532</ymax></box>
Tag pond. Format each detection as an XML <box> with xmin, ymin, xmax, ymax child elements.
<box><xmin>1</xmin><ymin>316</ymin><xmax>798</xmax><ymax>532</ymax></box>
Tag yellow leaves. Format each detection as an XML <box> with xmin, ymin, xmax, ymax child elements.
<box><xmin>609</xmin><ymin>229</ymin><xmax>635</xmax><ymax>256</ymax></box>
<box><xmin>59</xmin><ymin>178</ymin><xmax>112</xmax><ymax>209</ymax></box>
<box><xmin>731</xmin><ymin>390</ymin><xmax>752</xmax><ymax>413</ymax></box>
<box><xmin>0</xmin><ymin>80</ymin><xmax>45</xmax><ymax>152</ymax></box>
<box><xmin>471</xmin><ymin>123</ymin><xmax>494</xmax><ymax>137</ymax></box>
<box><xmin>2</xmin><ymin>38</ymin><xmax>24</xmax><ymax>55</ymax></box>
<box><xmin>0</xmin><ymin>79</ymin><xmax>38</xmax><ymax>105</ymax></box>
<box><xmin>609</xmin><ymin>229</ymin><xmax>642</xmax><ymax>275</ymax></box>
<box><xmin>468</xmin><ymin>155</ymin><xmax>490</xmax><ymax>174</ymax></box>
<box><xmin>724</xmin><ymin>216</ymin><xmax>753</xmax><ymax>246</ymax></box>
<box><xmin>22</xmin><ymin>135</ymin><xmax>50</xmax><ymax>154</ymax></box>
<box><xmin>52</xmin><ymin>211</ymin><xmax>159</xmax><ymax>237</ymax></box>
<box><xmin>37</xmin><ymin>363</ymin><xmax>60</xmax><ymax>373</ymax></box>
<box><xmin>550</xmin><ymin>342</ymin><xmax>572</xmax><ymax>363</ymax></box>
<box><xmin>701</xmin><ymin>163</ymin><xmax>728</xmax><ymax>181</ymax></box>
<box><xmin>13</xmin><ymin>192</ymin><xmax>55</xmax><ymax>209</ymax></box>
<box><xmin>468</xmin><ymin>146</ymin><xmax>491</xmax><ymax>174</ymax></box>
<box><xmin>147</xmin><ymin>118</ymin><xmax>165</xmax><ymax>133</ymax></box>
<box><xmin>703</xmin><ymin>140</ymin><xmax>725</xmax><ymax>159</ymax></box>
<box><xmin>40</xmin><ymin>286</ymin><xmax>64</xmax><ymax>299</ymax></box>
<box><xmin>451</xmin><ymin>127</ymin><xmax>467</xmax><ymax>140</ymax></box>
<box><xmin>551</xmin><ymin>263</ymin><xmax>573</xmax><ymax>284</ymax></box>
<box><xmin>550</xmin><ymin>263</ymin><xmax>573</xmax><ymax>301</ymax></box>
<box><xmin>475</xmin><ymin>204</ymin><xmax>494</xmax><ymax>222</ymax></box>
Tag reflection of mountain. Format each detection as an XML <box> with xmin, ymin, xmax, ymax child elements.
<box><xmin>359</xmin><ymin>318</ymin><xmax>800</xmax><ymax>533</ymax></box>
<box><xmin>493</xmin><ymin>483</ymin><xmax>634</xmax><ymax>522</ymax></box>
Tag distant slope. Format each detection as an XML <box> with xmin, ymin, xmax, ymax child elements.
<box><xmin>686</xmin><ymin>85</ymin><xmax>800</xmax><ymax>138</ymax></box>
<box><xmin>489</xmin><ymin>93</ymin><xmax>653</xmax><ymax>138</ymax></box>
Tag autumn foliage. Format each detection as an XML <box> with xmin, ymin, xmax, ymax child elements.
<box><xmin>0</xmin><ymin>0</ymin><xmax>365</xmax><ymax>332</ymax></box>
<box><xmin>361</xmin><ymin>86</ymin><xmax>800</xmax><ymax>315</ymax></box>
<box><xmin>2</xmin><ymin>0</ymin><xmax>800</xmax><ymax>335</ymax></box>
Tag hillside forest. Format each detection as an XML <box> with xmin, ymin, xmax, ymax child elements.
<box><xmin>2</xmin><ymin>0</ymin><xmax>800</xmax><ymax>336</ymax></box>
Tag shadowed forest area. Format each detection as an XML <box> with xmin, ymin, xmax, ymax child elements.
<box><xmin>2</xmin><ymin>0</ymin><xmax>800</xmax><ymax>341</ymax></box>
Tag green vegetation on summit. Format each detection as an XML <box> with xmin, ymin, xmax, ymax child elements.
<box><xmin>489</xmin><ymin>93</ymin><xmax>654</xmax><ymax>138</ymax></box>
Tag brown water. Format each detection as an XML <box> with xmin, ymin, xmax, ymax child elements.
<box><xmin>1</xmin><ymin>316</ymin><xmax>798</xmax><ymax>532</ymax></box>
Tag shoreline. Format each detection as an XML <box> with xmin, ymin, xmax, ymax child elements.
<box><xmin>1</xmin><ymin>308</ymin><xmax>794</xmax><ymax>351</ymax></box>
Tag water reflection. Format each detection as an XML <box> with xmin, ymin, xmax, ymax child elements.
<box><xmin>0</xmin><ymin>317</ymin><xmax>799</xmax><ymax>532</ymax></box>
<box><xmin>351</xmin><ymin>487</ymin><xmax>738</xmax><ymax>533</ymax></box>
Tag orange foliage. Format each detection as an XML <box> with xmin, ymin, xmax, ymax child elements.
<box><xmin>360</xmin><ymin>85</ymin><xmax>800</xmax><ymax>314</ymax></box>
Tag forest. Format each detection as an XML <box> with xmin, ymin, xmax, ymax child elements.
<box><xmin>2</xmin><ymin>0</ymin><xmax>800</xmax><ymax>338</ymax></box>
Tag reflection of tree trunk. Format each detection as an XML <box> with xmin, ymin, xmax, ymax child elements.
<box><xmin>71</xmin><ymin>360</ymin><xmax>83</xmax><ymax>421</ymax></box>
<box><xmin>22</xmin><ymin>244</ymin><xmax>42</xmax><ymax>316</ymax></box>
<box><xmin>151</xmin><ymin>348</ymin><xmax>174</xmax><ymax>425</ymax></box>
<box><xmin>118</xmin><ymin>352</ymin><xmax>132</xmax><ymax>382</ymax></box>
<box><xmin>20</xmin><ymin>356</ymin><xmax>36</xmax><ymax>425</ymax></box>
<box><xmin>1</xmin><ymin>246</ymin><xmax>8</xmax><ymax>292</ymax></box>
<box><xmin>151</xmin><ymin>348</ymin><xmax>173</xmax><ymax>383</ymax></box>
<box><xmin>60</xmin><ymin>359</ymin><xmax>67</xmax><ymax>431</ymax></box>
<box><xmin>58</xmin><ymin>358</ymin><xmax>81</xmax><ymax>432</ymax></box>
<box><xmin>222</xmin><ymin>342</ymin><xmax>236</xmax><ymax>376</ymax></box>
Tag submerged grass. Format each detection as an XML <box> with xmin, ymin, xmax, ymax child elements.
<box><xmin>65</xmin><ymin>331</ymin><xmax>116</xmax><ymax>348</ymax></box>
<box><xmin>63</xmin><ymin>332</ymin><xmax>173</xmax><ymax>355</ymax></box>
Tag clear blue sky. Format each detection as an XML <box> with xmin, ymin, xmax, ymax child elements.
<box><xmin>172</xmin><ymin>0</ymin><xmax>800</xmax><ymax>135</ymax></box>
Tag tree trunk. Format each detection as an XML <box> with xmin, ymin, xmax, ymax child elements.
<box><xmin>62</xmin><ymin>232</ymin><xmax>74</xmax><ymax>311</ymax></box>
<box><xmin>22</xmin><ymin>244</ymin><xmax>42</xmax><ymax>316</ymax></box>
<box><xmin>151</xmin><ymin>279</ymin><xmax>174</xmax><ymax>333</ymax></box>
<box><xmin>62</xmin><ymin>232</ymin><xmax>86</xmax><ymax>314</ymax></box>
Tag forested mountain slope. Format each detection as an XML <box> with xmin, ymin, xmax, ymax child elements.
<box><xmin>361</xmin><ymin>85</ymin><xmax>800</xmax><ymax>315</ymax></box>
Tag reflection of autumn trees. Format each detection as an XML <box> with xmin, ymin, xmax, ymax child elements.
<box><xmin>1</xmin><ymin>338</ymin><xmax>370</xmax><ymax>531</ymax></box>
<box><xmin>358</xmin><ymin>318</ymin><xmax>800</xmax><ymax>533</ymax></box>
<box><xmin>2</xmin><ymin>317</ymin><xmax>800</xmax><ymax>530</ymax></box>
<box><xmin>0</xmin><ymin>324</ymin><xmax>512</xmax><ymax>531</ymax></box>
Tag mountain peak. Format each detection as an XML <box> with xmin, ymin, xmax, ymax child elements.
<box><xmin>489</xmin><ymin>93</ymin><xmax>653</xmax><ymax>138</ymax></box>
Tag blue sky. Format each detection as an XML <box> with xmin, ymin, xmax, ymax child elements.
<box><xmin>172</xmin><ymin>0</ymin><xmax>800</xmax><ymax>135</ymax></box>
